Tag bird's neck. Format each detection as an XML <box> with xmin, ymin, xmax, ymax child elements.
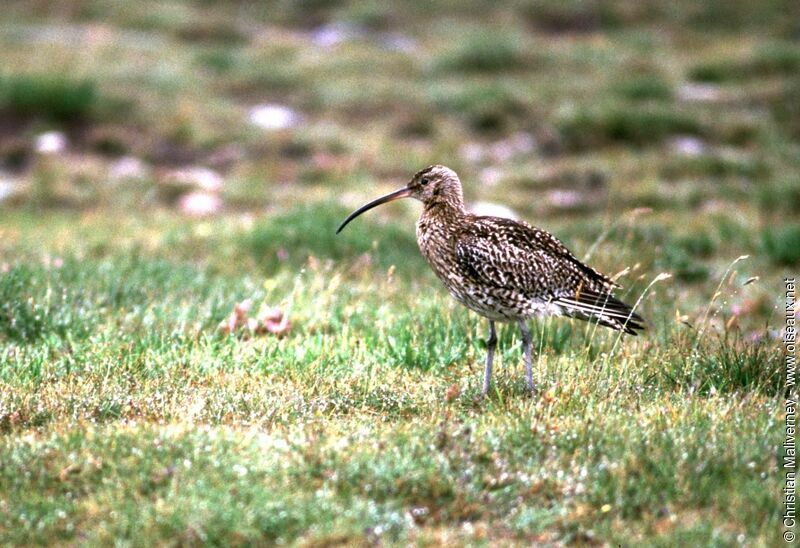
<box><xmin>422</xmin><ymin>194</ymin><xmax>466</xmax><ymax>220</ymax></box>
<box><xmin>416</xmin><ymin>201</ymin><xmax>464</xmax><ymax>275</ymax></box>
<box><xmin>418</xmin><ymin>200</ymin><xmax>466</xmax><ymax>241</ymax></box>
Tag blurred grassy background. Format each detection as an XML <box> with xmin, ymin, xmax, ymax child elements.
<box><xmin>0</xmin><ymin>0</ymin><xmax>796</xmax><ymax>545</ymax></box>
<box><xmin>0</xmin><ymin>1</ymin><xmax>798</xmax><ymax>277</ymax></box>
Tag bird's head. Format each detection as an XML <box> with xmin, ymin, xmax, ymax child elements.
<box><xmin>407</xmin><ymin>165</ymin><xmax>463</xmax><ymax>205</ymax></box>
<box><xmin>336</xmin><ymin>165</ymin><xmax>464</xmax><ymax>233</ymax></box>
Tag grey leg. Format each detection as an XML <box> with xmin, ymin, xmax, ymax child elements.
<box><xmin>518</xmin><ymin>320</ymin><xmax>535</xmax><ymax>393</ymax></box>
<box><xmin>482</xmin><ymin>320</ymin><xmax>497</xmax><ymax>397</ymax></box>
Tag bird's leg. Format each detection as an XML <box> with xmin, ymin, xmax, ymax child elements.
<box><xmin>482</xmin><ymin>320</ymin><xmax>497</xmax><ymax>397</ymax></box>
<box><xmin>518</xmin><ymin>320</ymin><xmax>535</xmax><ymax>393</ymax></box>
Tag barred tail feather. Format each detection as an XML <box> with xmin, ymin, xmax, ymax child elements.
<box><xmin>555</xmin><ymin>289</ymin><xmax>645</xmax><ymax>335</ymax></box>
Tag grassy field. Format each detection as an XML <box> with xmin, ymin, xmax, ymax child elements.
<box><xmin>0</xmin><ymin>1</ymin><xmax>796</xmax><ymax>545</ymax></box>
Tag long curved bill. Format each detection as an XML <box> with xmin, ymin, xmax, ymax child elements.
<box><xmin>336</xmin><ymin>187</ymin><xmax>412</xmax><ymax>234</ymax></box>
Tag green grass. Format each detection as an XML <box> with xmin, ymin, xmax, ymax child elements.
<box><xmin>0</xmin><ymin>0</ymin><xmax>794</xmax><ymax>544</ymax></box>
<box><xmin>557</xmin><ymin>104</ymin><xmax>704</xmax><ymax>150</ymax></box>
<box><xmin>430</xmin><ymin>82</ymin><xmax>529</xmax><ymax>133</ymax></box>
<box><xmin>613</xmin><ymin>76</ymin><xmax>674</xmax><ymax>102</ymax></box>
<box><xmin>433</xmin><ymin>31</ymin><xmax>534</xmax><ymax>74</ymax></box>
<box><xmin>0</xmin><ymin>73</ymin><xmax>99</xmax><ymax>124</ymax></box>
<box><xmin>689</xmin><ymin>42</ymin><xmax>800</xmax><ymax>83</ymax></box>
<box><xmin>761</xmin><ymin>223</ymin><xmax>800</xmax><ymax>266</ymax></box>
<box><xmin>0</xmin><ymin>207</ymin><xmax>785</xmax><ymax>545</ymax></box>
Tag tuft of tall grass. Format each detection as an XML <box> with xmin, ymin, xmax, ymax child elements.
<box><xmin>658</xmin><ymin>337</ymin><xmax>781</xmax><ymax>395</ymax></box>
<box><xmin>757</xmin><ymin>176</ymin><xmax>800</xmax><ymax>214</ymax></box>
<box><xmin>557</xmin><ymin>104</ymin><xmax>703</xmax><ymax>150</ymax></box>
<box><xmin>689</xmin><ymin>42</ymin><xmax>800</xmax><ymax>83</ymax></box>
<box><xmin>657</xmin><ymin>247</ymin><xmax>710</xmax><ymax>283</ymax></box>
<box><xmin>433</xmin><ymin>32</ymin><xmax>533</xmax><ymax>74</ymax></box>
<box><xmin>613</xmin><ymin>76</ymin><xmax>673</xmax><ymax>102</ymax></box>
<box><xmin>659</xmin><ymin>153</ymin><xmax>767</xmax><ymax>180</ymax></box>
<box><xmin>0</xmin><ymin>73</ymin><xmax>98</xmax><ymax>124</ymax></box>
<box><xmin>761</xmin><ymin>223</ymin><xmax>800</xmax><ymax>266</ymax></box>
<box><xmin>430</xmin><ymin>83</ymin><xmax>528</xmax><ymax>133</ymax></box>
<box><xmin>196</xmin><ymin>47</ymin><xmax>239</xmax><ymax>73</ymax></box>
<box><xmin>769</xmin><ymin>77</ymin><xmax>800</xmax><ymax>141</ymax></box>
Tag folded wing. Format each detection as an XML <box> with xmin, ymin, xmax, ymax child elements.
<box><xmin>454</xmin><ymin>216</ymin><xmax>644</xmax><ymax>334</ymax></box>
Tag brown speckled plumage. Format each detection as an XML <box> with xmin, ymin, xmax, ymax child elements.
<box><xmin>338</xmin><ymin>165</ymin><xmax>644</xmax><ymax>395</ymax></box>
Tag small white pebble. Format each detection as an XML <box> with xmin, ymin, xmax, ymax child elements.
<box><xmin>669</xmin><ymin>136</ymin><xmax>707</xmax><ymax>156</ymax></box>
<box><xmin>35</xmin><ymin>131</ymin><xmax>67</xmax><ymax>154</ymax></box>
<box><xmin>248</xmin><ymin>104</ymin><xmax>300</xmax><ymax>130</ymax></box>
<box><xmin>178</xmin><ymin>191</ymin><xmax>222</xmax><ymax>217</ymax></box>
<box><xmin>109</xmin><ymin>156</ymin><xmax>149</xmax><ymax>180</ymax></box>
<box><xmin>0</xmin><ymin>175</ymin><xmax>20</xmax><ymax>203</ymax></box>
<box><xmin>678</xmin><ymin>83</ymin><xmax>723</xmax><ymax>103</ymax></box>
<box><xmin>545</xmin><ymin>189</ymin><xmax>583</xmax><ymax>209</ymax></box>
<box><xmin>311</xmin><ymin>23</ymin><xmax>356</xmax><ymax>47</ymax></box>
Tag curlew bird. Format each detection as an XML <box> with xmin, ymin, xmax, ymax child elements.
<box><xmin>337</xmin><ymin>165</ymin><xmax>644</xmax><ymax>396</ymax></box>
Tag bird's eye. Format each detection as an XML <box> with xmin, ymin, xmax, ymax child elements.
<box><xmin>420</xmin><ymin>177</ymin><xmax>430</xmax><ymax>185</ymax></box>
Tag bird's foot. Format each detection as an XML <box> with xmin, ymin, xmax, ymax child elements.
<box><xmin>473</xmin><ymin>390</ymin><xmax>490</xmax><ymax>405</ymax></box>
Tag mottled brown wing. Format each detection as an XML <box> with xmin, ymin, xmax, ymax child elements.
<box><xmin>454</xmin><ymin>216</ymin><xmax>617</xmax><ymax>298</ymax></box>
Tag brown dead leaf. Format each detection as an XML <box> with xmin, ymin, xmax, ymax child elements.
<box><xmin>218</xmin><ymin>299</ymin><xmax>290</xmax><ymax>337</ymax></box>
<box><xmin>445</xmin><ymin>383</ymin><xmax>460</xmax><ymax>402</ymax></box>
<box><xmin>58</xmin><ymin>463</ymin><xmax>81</xmax><ymax>481</ymax></box>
